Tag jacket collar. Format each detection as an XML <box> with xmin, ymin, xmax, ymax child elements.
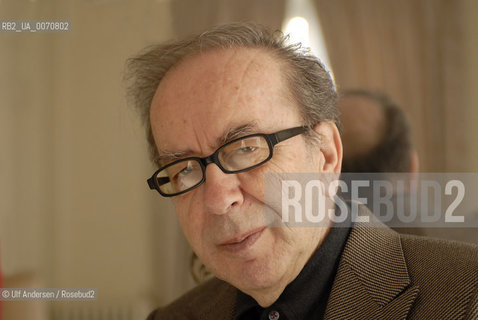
<box><xmin>324</xmin><ymin>204</ymin><xmax>419</xmax><ymax>319</ymax></box>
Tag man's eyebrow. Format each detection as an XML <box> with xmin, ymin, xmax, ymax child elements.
<box><xmin>156</xmin><ymin>150</ymin><xmax>188</xmax><ymax>166</ymax></box>
<box><xmin>218</xmin><ymin>122</ymin><xmax>259</xmax><ymax>145</ymax></box>
<box><xmin>156</xmin><ymin>122</ymin><xmax>259</xmax><ymax>166</ymax></box>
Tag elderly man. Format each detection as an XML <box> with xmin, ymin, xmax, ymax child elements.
<box><xmin>126</xmin><ymin>23</ymin><xmax>478</xmax><ymax>319</ymax></box>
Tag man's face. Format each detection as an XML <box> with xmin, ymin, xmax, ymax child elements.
<box><xmin>150</xmin><ymin>48</ymin><xmax>335</xmax><ymax>304</ymax></box>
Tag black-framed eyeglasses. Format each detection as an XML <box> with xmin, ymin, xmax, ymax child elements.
<box><xmin>147</xmin><ymin>126</ymin><xmax>309</xmax><ymax>197</ymax></box>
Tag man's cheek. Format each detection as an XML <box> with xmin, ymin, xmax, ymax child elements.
<box><xmin>173</xmin><ymin>202</ymin><xmax>197</xmax><ymax>240</ymax></box>
<box><xmin>241</xmin><ymin>181</ymin><xmax>266</xmax><ymax>203</ymax></box>
<box><xmin>173</xmin><ymin>195</ymin><xmax>196</xmax><ymax>220</ymax></box>
<box><xmin>240</xmin><ymin>167</ymin><xmax>270</xmax><ymax>198</ymax></box>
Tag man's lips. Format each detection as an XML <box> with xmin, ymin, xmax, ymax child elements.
<box><xmin>218</xmin><ymin>227</ymin><xmax>266</xmax><ymax>253</ymax></box>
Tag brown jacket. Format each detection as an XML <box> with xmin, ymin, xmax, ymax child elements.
<box><xmin>148</xmin><ymin>208</ymin><xmax>478</xmax><ymax>319</ymax></box>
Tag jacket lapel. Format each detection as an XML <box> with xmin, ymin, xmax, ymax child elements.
<box><xmin>324</xmin><ymin>205</ymin><xmax>419</xmax><ymax>319</ymax></box>
<box><xmin>196</xmin><ymin>279</ymin><xmax>237</xmax><ymax>320</ymax></box>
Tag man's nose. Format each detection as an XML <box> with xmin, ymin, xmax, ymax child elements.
<box><xmin>202</xmin><ymin>164</ymin><xmax>244</xmax><ymax>215</ymax></box>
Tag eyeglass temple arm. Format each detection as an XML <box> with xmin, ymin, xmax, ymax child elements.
<box><xmin>147</xmin><ymin>176</ymin><xmax>170</xmax><ymax>190</ymax></box>
<box><xmin>272</xmin><ymin>126</ymin><xmax>308</xmax><ymax>145</ymax></box>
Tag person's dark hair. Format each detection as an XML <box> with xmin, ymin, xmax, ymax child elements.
<box><xmin>340</xmin><ymin>89</ymin><xmax>413</xmax><ymax>173</ymax></box>
<box><xmin>125</xmin><ymin>22</ymin><xmax>338</xmax><ymax>165</ymax></box>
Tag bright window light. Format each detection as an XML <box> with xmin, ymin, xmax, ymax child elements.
<box><xmin>282</xmin><ymin>0</ymin><xmax>335</xmax><ymax>85</ymax></box>
<box><xmin>284</xmin><ymin>17</ymin><xmax>311</xmax><ymax>49</ymax></box>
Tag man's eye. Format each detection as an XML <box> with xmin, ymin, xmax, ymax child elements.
<box><xmin>176</xmin><ymin>165</ymin><xmax>193</xmax><ymax>177</ymax></box>
<box><xmin>168</xmin><ymin>163</ymin><xmax>195</xmax><ymax>183</ymax></box>
<box><xmin>237</xmin><ymin>146</ymin><xmax>257</xmax><ymax>154</ymax></box>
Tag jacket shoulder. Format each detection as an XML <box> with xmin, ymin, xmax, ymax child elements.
<box><xmin>400</xmin><ymin>234</ymin><xmax>478</xmax><ymax>275</ymax></box>
<box><xmin>400</xmin><ymin>234</ymin><xmax>478</xmax><ymax>318</ymax></box>
<box><xmin>146</xmin><ymin>278</ymin><xmax>237</xmax><ymax>320</ymax></box>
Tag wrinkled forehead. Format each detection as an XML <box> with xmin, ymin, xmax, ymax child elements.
<box><xmin>151</xmin><ymin>47</ymin><xmax>290</xmax><ymax>111</ymax></box>
<box><xmin>149</xmin><ymin>47</ymin><xmax>297</xmax><ymax>153</ymax></box>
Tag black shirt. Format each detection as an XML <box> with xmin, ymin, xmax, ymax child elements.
<box><xmin>233</xmin><ymin>218</ymin><xmax>352</xmax><ymax>320</ymax></box>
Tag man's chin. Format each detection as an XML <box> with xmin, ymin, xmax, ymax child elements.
<box><xmin>215</xmin><ymin>257</ymin><xmax>284</xmax><ymax>295</ymax></box>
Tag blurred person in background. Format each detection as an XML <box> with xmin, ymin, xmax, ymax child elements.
<box><xmin>339</xmin><ymin>89</ymin><xmax>419</xmax><ymax>174</ymax></box>
<box><xmin>339</xmin><ymin>89</ymin><xmax>477</xmax><ymax>244</ymax></box>
<box><xmin>338</xmin><ymin>89</ymin><xmax>423</xmax><ymax>236</ymax></box>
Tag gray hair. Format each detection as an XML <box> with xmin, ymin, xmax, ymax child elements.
<box><xmin>125</xmin><ymin>22</ymin><xmax>339</xmax><ymax>165</ymax></box>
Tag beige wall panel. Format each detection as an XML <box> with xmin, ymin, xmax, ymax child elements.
<box><xmin>316</xmin><ymin>0</ymin><xmax>477</xmax><ymax>172</ymax></box>
<box><xmin>1</xmin><ymin>0</ymin><xmax>190</xmax><ymax>316</ymax></box>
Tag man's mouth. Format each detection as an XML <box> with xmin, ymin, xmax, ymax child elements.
<box><xmin>219</xmin><ymin>227</ymin><xmax>266</xmax><ymax>253</ymax></box>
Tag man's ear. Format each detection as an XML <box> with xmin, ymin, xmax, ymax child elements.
<box><xmin>312</xmin><ymin>122</ymin><xmax>343</xmax><ymax>173</ymax></box>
